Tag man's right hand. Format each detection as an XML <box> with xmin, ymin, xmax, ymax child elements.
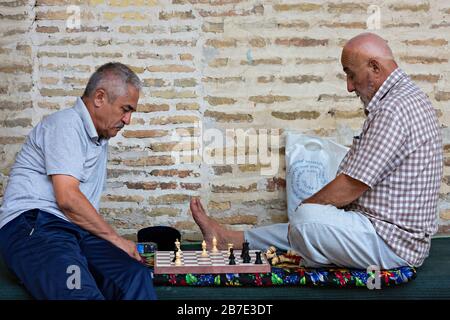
<box><xmin>112</xmin><ymin>237</ymin><xmax>142</xmax><ymax>261</ymax></box>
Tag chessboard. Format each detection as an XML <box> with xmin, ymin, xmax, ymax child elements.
<box><xmin>154</xmin><ymin>250</ymin><xmax>271</xmax><ymax>274</ymax></box>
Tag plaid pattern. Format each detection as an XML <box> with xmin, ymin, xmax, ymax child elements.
<box><xmin>338</xmin><ymin>68</ymin><xmax>443</xmax><ymax>267</ymax></box>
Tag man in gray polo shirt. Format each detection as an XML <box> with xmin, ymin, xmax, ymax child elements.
<box><xmin>0</xmin><ymin>62</ymin><xmax>156</xmax><ymax>300</ymax></box>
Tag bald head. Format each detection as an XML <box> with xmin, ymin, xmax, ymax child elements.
<box><xmin>341</xmin><ymin>33</ymin><xmax>398</xmax><ymax>108</ymax></box>
<box><xmin>342</xmin><ymin>33</ymin><xmax>396</xmax><ymax>66</ymax></box>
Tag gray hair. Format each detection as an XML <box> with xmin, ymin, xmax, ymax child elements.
<box><xmin>82</xmin><ymin>62</ymin><xmax>142</xmax><ymax>103</ymax></box>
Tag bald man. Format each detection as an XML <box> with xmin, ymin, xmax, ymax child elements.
<box><xmin>190</xmin><ymin>33</ymin><xmax>443</xmax><ymax>269</ymax></box>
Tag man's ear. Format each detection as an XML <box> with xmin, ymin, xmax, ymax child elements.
<box><xmin>368</xmin><ymin>58</ymin><xmax>381</xmax><ymax>74</ymax></box>
<box><xmin>93</xmin><ymin>88</ymin><xmax>106</xmax><ymax>108</ymax></box>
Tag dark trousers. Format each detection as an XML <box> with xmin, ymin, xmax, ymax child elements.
<box><xmin>0</xmin><ymin>209</ymin><xmax>157</xmax><ymax>300</ymax></box>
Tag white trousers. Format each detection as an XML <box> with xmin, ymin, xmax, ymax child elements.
<box><xmin>245</xmin><ymin>204</ymin><xmax>409</xmax><ymax>269</ymax></box>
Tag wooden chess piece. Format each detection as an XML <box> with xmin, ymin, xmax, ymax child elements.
<box><xmin>265</xmin><ymin>246</ymin><xmax>277</xmax><ymax>259</ymax></box>
<box><xmin>255</xmin><ymin>251</ymin><xmax>263</xmax><ymax>264</ymax></box>
<box><xmin>243</xmin><ymin>251</ymin><xmax>251</xmax><ymax>263</ymax></box>
<box><xmin>201</xmin><ymin>240</ymin><xmax>208</xmax><ymax>257</ymax></box>
<box><xmin>212</xmin><ymin>236</ymin><xmax>218</xmax><ymax>253</ymax></box>
<box><xmin>172</xmin><ymin>247</ymin><xmax>178</xmax><ymax>263</ymax></box>
<box><xmin>227</xmin><ymin>243</ymin><xmax>233</xmax><ymax>255</ymax></box>
<box><xmin>241</xmin><ymin>241</ymin><xmax>249</xmax><ymax>258</ymax></box>
<box><xmin>175</xmin><ymin>238</ymin><xmax>181</xmax><ymax>252</ymax></box>
<box><xmin>174</xmin><ymin>250</ymin><xmax>182</xmax><ymax>266</ymax></box>
<box><xmin>265</xmin><ymin>246</ymin><xmax>277</xmax><ymax>265</ymax></box>
<box><xmin>228</xmin><ymin>248</ymin><xmax>236</xmax><ymax>265</ymax></box>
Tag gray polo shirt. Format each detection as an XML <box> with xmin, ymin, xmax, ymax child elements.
<box><xmin>0</xmin><ymin>98</ymin><xmax>108</xmax><ymax>229</ymax></box>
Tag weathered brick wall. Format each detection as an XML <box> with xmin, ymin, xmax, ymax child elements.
<box><xmin>1</xmin><ymin>0</ymin><xmax>449</xmax><ymax>241</ymax></box>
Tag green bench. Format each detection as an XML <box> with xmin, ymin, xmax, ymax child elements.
<box><xmin>1</xmin><ymin>238</ymin><xmax>449</xmax><ymax>300</ymax></box>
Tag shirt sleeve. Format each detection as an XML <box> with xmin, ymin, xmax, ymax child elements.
<box><xmin>342</xmin><ymin>109</ymin><xmax>407</xmax><ymax>188</ymax></box>
<box><xmin>42</xmin><ymin>120</ymin><xmax>86</xmax><ymax>181</ymax></box>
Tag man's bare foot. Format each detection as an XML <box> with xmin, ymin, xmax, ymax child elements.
<box><xmin>190</xmin><ymin>198</ymin><xmax>244</xmax><ymax>249</ymax></box>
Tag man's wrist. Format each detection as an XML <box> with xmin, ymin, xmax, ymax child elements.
<box><xmin>107</xmin><ymin>232</ymin><xmax>123</xmax><ymax>245</ymax></box>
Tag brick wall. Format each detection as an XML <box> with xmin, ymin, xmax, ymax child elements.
<box><xmin>1</xmin><ymin>0</ymin><xmax>449</xmax><ymax>240</ymax></box>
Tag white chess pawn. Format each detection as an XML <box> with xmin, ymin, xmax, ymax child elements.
<box><xmin>212</xmin><ymin>236</ymin><xmax>218</xmax><ymax>253</ymax></box>
<box><xmin>201</xmin><ymin>240</ymin><xmax>208</xmax><ymax>257</ymax></box>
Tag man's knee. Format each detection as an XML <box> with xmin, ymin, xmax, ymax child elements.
<box><xmin>119</xmin><ymin>260</ymin><xmax>156</xmax><ymax>300</ymax></box>
<box><xmin>288</xmin><ymin>222</ymin><xmax>317</xmax><ymax>258</ymax></box>
<box><xmin>288</xmin><ymin>204</ymin><xmax>327</xmax><ymax>251</ymax></box>
<box><xmin>129</xmin><ymin>261</ymin><xmax>152</xmax><ymax>281</ymax></box>
<box><xmin>288</xmin><ymin>221</ymin><xmax>339</xmax><ymax>267</ymax></box>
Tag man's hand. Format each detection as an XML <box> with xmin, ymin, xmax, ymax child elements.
<box><xmin>111</xmin><ymin>236</ymin><xmax>142</xmax><ymax>261</ymax></box>
<box><xmin>51</xmin><ymin>174</ymin><xmax>142</xmax><ymax>261</ymax></box>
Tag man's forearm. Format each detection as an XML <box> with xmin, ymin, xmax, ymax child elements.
<box><xmin>58</xmin><ymin>189</ymin><xmax>121</xmax><ymax>245</ymax></box>
<box><xmin>302</xmin><ymin>174</ymin><xmax>369</xmax><ymax>208</ymax></box>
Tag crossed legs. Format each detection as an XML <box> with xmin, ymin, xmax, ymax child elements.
<box><xmin>190</xmin><ymin>199</ymin><xmax>409</xmax><ymax>269</ymax></box>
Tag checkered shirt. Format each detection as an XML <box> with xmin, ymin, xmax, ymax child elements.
<box><xmin>337</xmin><ymin>68</ymin><xmax>443</xmax><ymax>267</ymax></box>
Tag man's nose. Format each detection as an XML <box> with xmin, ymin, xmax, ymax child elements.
<box><xmin>347</xmin><ymin>78</ymin><xmax>355</xmax><ymax>92</ymax></box>
<box><xmin>122</xmin><ymin>112</ymin><xmax>132</xmax><ymax>125</ymax></box>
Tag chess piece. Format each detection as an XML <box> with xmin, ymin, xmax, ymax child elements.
<box><xmin>228</xmin><ymin>248</ymin><xmax>236</xmax><ymax>265</ymax></box>
<box><xmin>201</xmin><ymin>240</ymin><xmax>208</xmax><ymax>257</ymax></box>
<box><xmin>265</xmin><ymin>246</ymin><xmax>277</xmax><ymax>265</ymax></box>
<box><xmin>255</xmin><ymin>251</ymin><xmax>263</xmax><ymax>264</ymax></box>
<box><xmin>241</xmin><ymin>241</ymin><xmax>249</xmax><ymax>258</ymax></box>
<box><xmin>227</xmin><ymin>243</ymin><xmax>233</xmax><ymax>255</ymax></box>
<box><xmin>175</xmin><ymin>238</ymin><xmax>182</xmax><ymax>258</ymax></box>
<box><xmin>265</xmin><ymin>246</ymin><xmax>277</xmax><ymax>259</ymax></box>
<box><xmin>243</xmin><ymin>250</ymin><xmax>251</xmax><ymax>263</ymax></box>
<box><xmin>172</xmin><ymin>247</ymin><xmax>178</xmax><ymax>262</ymax></box>
<box><xmin>212</xmin><ymin>236</ymin><xmax>218</xmax><ymax>253</ymax></box>
<box><xmin>270</xmin><ymin>254</ymin><xmax>299</xmax><ymax>266</ymax></box>
<box><xmin>271</xmin><ymin>255</ymin><xmax>281</xmax><ymax>265</ymax></box>
<box><xmin>174</xmin><ymin>250</ymin><xmax>182</xmax><ymax>266</ymax></box>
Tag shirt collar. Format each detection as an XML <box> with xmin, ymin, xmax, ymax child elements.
<box><xmin>73</xmin><ymin>97</ymin><xmax>105</xmax><ymax>145</ymax></box>
<box><xmin>365</xmin><ymin>68</ymin><xmax>407</xmax><ymax>114</ymax></box>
